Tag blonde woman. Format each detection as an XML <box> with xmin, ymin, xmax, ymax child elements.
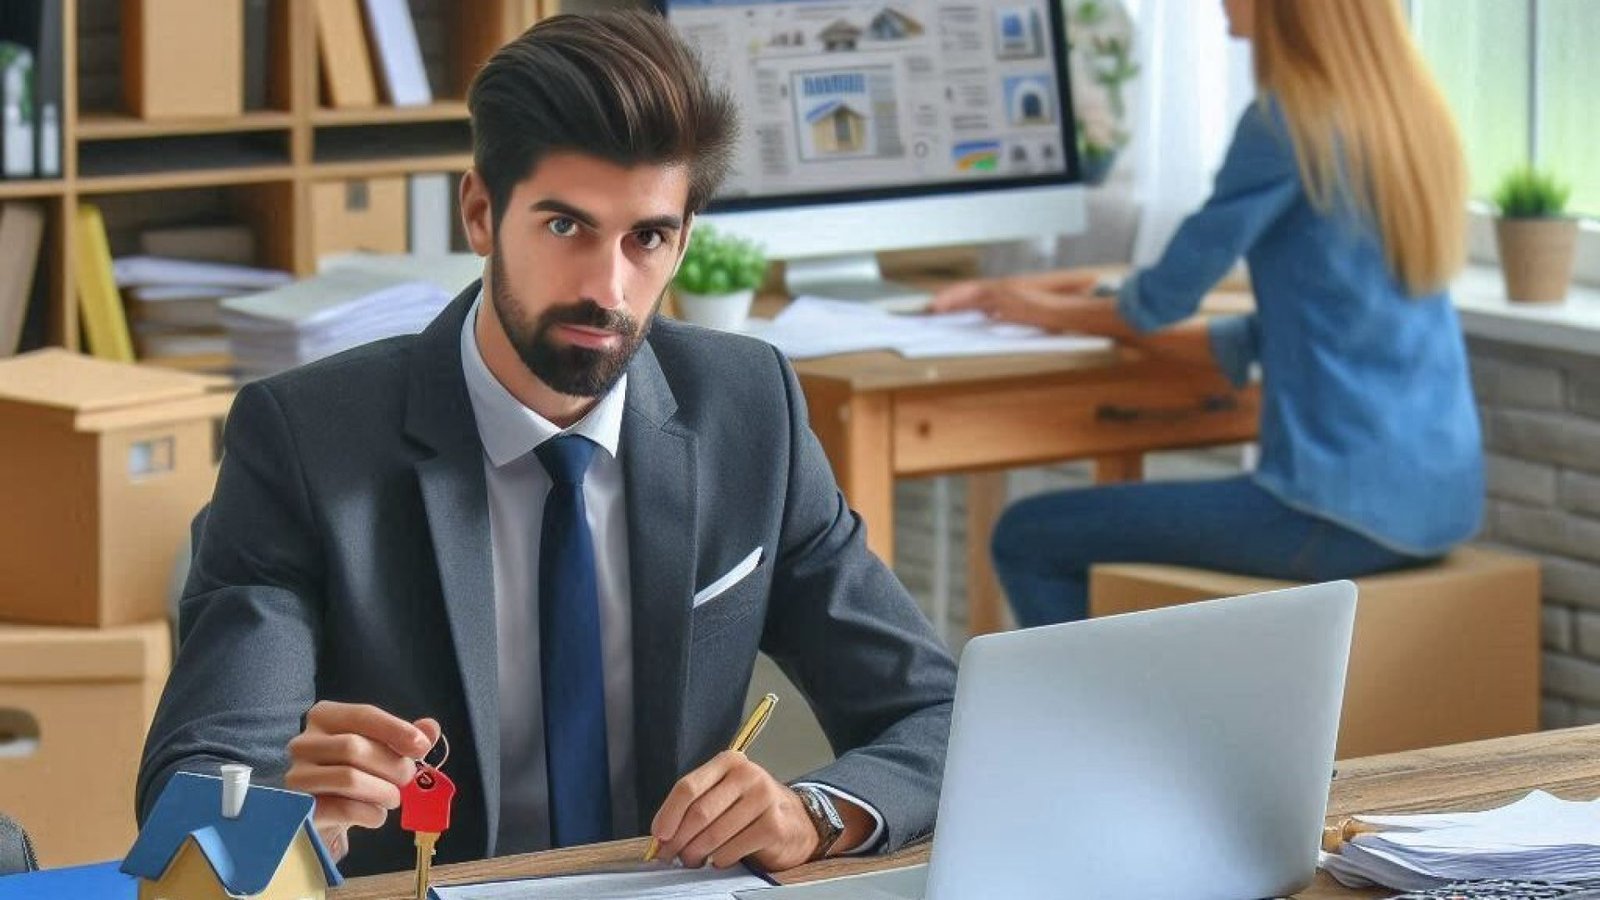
<box><xmin>935</xmin><ymin>0</ymin><xmax>1481</xmax><ymax>627</ymax></box>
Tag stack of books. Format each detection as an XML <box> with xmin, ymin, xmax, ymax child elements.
<box><xmin>316</xmin><ymin>0</ymin><xmax>546</xmax><ymax>110</ymax></box>
<box><xmin>114</xmin><ymin>255</ymin><xmax>293</xmax><ymax>374</ymax></box>
<box><xmin>0</xmin><ymin>200</ymin><xmax>44</xmax><ymax>356</ymax></box>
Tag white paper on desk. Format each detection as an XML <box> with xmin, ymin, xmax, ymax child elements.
<box><xmin>742</xmin><ymin>296</ymin><xmax>1111</xmax><ymax>360</ymax></box>
<box><xmin>1321</xmin><ymin>791</ymin><xmax>1600</xmax><ymax>891</ymax></box>
<box><xmin>430</xmin><ymin>864</ymin><xmax>771</xmax><ymax>899</ymax></box>
<box><xmin>894</xmin><ymin>315</ymin><xmax>1112</xmax><ymax>359</ymax></box>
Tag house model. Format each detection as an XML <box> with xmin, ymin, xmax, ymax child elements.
<box><xmin>120</xmin><ymin>766</ymin><xmax>343</xmax><ymax>900</ymax></box>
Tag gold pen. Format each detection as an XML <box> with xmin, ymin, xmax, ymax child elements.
<box><xmin>643</xmin><ymin>693</ymin><xmax>780</xmax><ymax>862</ymax></box>
<box><xmin>1321</xmin><ymin>816</ymin><xmax>1383</xmax><ymax>852</ymax></box>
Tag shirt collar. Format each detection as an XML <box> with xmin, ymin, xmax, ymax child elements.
<box><xmin>460</xmin><ymin>289</ymin><xmax>627</xmax><ymax>469</ymax></box>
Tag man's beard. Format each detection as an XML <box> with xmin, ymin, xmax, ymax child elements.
<box><xmin>488</xmin><ymin>245</ymin><xmax>655</xmax><ymax>398</ymax></box>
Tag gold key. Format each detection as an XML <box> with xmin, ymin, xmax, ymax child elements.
<box><xmin>402</xmin><ymin>738</ymin><xmax>455</xmax><ymax>900</ymax></box>
<box><xmin>413</xmin><ymin>831</ymin><xmax>439</xmax><ymax>900</ymax></box>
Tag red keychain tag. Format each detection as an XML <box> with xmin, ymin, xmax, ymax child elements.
<box><xmin>401</xmin><ymin>764</ymin><xmax>457</xmax><ymax>835</ymax></box>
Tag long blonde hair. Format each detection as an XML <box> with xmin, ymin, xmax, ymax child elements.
<box><xmin>1254</xmin><ymin>0</ymin><xmax>1467</xmax><ymax>296</ymax></box>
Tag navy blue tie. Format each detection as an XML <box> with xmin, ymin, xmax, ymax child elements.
<box><xmin>535</xmin><ymin>434</ymin><xmax>613</xmax><ymax>847</ymax></box>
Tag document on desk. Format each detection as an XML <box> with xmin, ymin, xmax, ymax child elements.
<box><xmin>429</xmin><ymin>864</ymin><xmax>772</xmax><ymax>899</ymax></box>
<box><xmin>743</xmin><ymin>297</ymin><xmax>1112</xmax><ymax>360</ymax></box>
<box><xmin>1321</xmin><ymin>790</ymin><xmax>1600</xmax><ymax>891</ymax></box>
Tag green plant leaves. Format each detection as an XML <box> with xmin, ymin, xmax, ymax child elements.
<box><xmin>673</xmin><ymin>225</ymin><xmax>769</xmax><ymax>295</ymax></box>
<box><xmin>1494</xmin><ymin>167</ymin><xmax>1573</xmax><ymax>218</ymax></box>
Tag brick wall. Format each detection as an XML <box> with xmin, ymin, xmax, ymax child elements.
<box><xmin>1471</xmin><ymin>337</ymin><xmax>1600</xmax><ymax>729</ymax></box>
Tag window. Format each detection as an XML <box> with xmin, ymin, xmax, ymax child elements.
<box><xmin>1536</xmin><ymin>1</ymin><xmax>1599</xmax><ymax>218</ymax></box>
<box><xmin>1411</xmin><ymin>0</ymin><xmax>1600</xmax><ymax>219</ymax></box>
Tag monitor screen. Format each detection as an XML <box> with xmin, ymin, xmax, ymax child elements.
<box><xmin>659</xmin><ymin>0</ymin><xmax>1079</xmax><ymax>212</ymax></box>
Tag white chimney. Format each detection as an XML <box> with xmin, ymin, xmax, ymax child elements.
<box><xmin>220</xmin><ymin>764</ymin><xmax>252</xmax><ymax>819</ymax></box>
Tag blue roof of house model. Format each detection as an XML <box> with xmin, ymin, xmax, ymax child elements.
<box><xmin>121</xmin><ymin>772</ymin><xmax>343</xmax><ymax>895</ymax></box>
<box><xmin>806</xmin><ymin>100</ymin><xmax>865</xmax><ymax>124</ymax></box>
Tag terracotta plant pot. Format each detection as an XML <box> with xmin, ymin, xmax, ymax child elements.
<box><xmin>674</xmin><ymin>288</ymin><xmax>755</xmax><ymax>331</ymax></box>
<box><xmin>1495</xmin><ymin>217</ymin><xmax>1579</xmax><ymax>303</ymax></box>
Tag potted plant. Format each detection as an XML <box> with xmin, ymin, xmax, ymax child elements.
<box><xmin>1494</xmin><ymin>166</ymin><xmax>1578</xmax><ymax>304</ymax></box>
<box><xmin>672</xmin><ymin>225</ymin><xmax>767</xmax><ymax>331</ymax></box>
<box><xmin>1066</xmin><ymin>0</ymin><xmax>1139</xmax><ymax>186</ymax></box>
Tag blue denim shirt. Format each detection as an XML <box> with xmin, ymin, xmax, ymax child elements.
<box><xmin>1116</xmin><ymin>100</ymin><xmax>1483</xmax><ymax>556</ymax></box>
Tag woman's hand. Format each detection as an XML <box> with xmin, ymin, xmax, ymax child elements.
<box><xmin>931</xmin><ymin>276</ymin><xmax>1121</xmax><ymax>335</ymax></box>
<box><xmin>932</xmin><ymin>269</ymin><xmax>1101</xmax><ymax>310</ymax></box>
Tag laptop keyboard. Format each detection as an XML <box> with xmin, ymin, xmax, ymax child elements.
<box><xmin>1390</xmin><ymin>881</ymin><xmax>1600</xmax><ymax>899</ymax></box>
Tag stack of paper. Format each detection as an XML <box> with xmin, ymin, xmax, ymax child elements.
<box><xmin>320</xmin><ymin>251</ymin><xmax>484</xmax><ymax>295</ymax></box>
<box><xmin>430</xmin><ymin>864</ymin><xmax>770</xmax><ymax>899</ymax></box>
<box><xmin>742</xmin><ymin>296</ymin><xmax>1112</xmax><ymax>360</ymax></box>
<box><xmin>1321</xmin><ymin>791</ymin><xmax>1600</xmax><ymax>892</ymax></box>
<box><xmin>221</xmin><ymin>269</ymin><xmax>451</xmax><ymax>377</ymax></box>
<box><xmin>114</xmin><ymin>256</ymin><xmax>294</xmax><ymax>292</ymax></box>
<box><xmin>113</xmin><ymin>255</ymin><xmax>294</xmax><ymax>373</ymax></box>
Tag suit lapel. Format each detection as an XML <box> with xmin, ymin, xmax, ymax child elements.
<box><xmin>621</xmin><ymin>339</ymin><xmax>698</xmax><ymax>827</ymax></box>
<box><xmin>404</xmin><ymin>283</ymin><xmax>502</xmax><ymax>854</ymax></box>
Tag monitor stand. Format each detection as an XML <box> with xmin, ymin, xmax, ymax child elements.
<box><xmin>783</xmin><ymin>252</ymin><xmax>933</xmax><ymax>313</ymax></box>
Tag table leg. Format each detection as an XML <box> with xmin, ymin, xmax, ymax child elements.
<box><xmin>803</xmin><ymin>382</ymin><xmax>896</xmax><ymax>565</ymax></box>
<box><xmin>1094</xmin><ymin>453</ymin><xmax>1145</xmax><ymax>484</ymax></box>
<box><xmin>965</xmin><ymin>471</ymin><xmax>1009</xmax><ymax>636</ymax></box>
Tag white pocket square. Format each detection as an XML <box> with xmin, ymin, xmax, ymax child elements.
<box><xmin>693</xmin><ymin>547</ymin><xmax>764</xmax><ymax>608</ymax></box>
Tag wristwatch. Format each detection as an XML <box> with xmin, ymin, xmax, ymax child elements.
<box><xmin>792</xmin><ymin>785</ymin><xmax>846</xmax><ymax>861</ymax></box>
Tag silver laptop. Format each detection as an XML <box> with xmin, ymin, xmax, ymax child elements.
<box><xmin>740</xmin><ymin>581</ymin><xmax>1357</xmax><ymax>900</ymax></box>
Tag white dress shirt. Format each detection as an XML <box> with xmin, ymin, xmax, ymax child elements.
<box><xmin>461</xmin><ymin>292</ymin><xmax>884</xmax><ymax>855</ymax></box>
<box><xmin>460</xmin><ymin>294</ymin><xmax>637</xmax><ymax>852</ymax></box>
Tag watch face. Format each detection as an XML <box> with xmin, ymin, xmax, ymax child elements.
<box><xmin>799</xmin><ymin>787</ymin><xmax>845</xmax><ymax>859</ymax></box>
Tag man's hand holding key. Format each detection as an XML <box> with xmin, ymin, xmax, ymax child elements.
<box><xmin>285</xmin><ymin>700</ymin><xmax>442</xmax><ymax>862</ymax></box>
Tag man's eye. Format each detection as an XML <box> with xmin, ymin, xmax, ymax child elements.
<box><xmin>637</xmin><ymin>230</ymin><xmax>664</xmax><ymax>251</ymax></box>
<box><xmin>548</xmin><ymin>217</ymin><xmax>578</xmax><ymax>237</ymax></box>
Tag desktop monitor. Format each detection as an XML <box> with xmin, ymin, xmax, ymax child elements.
<box><xmin>657</xmin><ymin>0</ymin><xmax>1086</xmax><ymax>306</ymax></box>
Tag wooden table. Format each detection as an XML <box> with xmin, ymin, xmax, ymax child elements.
<box><xmin>766</xmin><ymin>288</ymin><xmax>1260</xmax><ymax>635</ymax></box>
<box><xmin>333</xmin><ymin>725</ymin><xmax>1600</xmax><ymax>899</ymax></box>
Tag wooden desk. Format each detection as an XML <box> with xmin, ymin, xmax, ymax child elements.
<box><xmin>765</xmin><ymin>289</ymin><xmax>1259</xmax><ymax>634</ymax></box>
<box><xmin>333</xmin><ymin>725</ymin><xmax>1600</xmax><ymax>899</ymax></box>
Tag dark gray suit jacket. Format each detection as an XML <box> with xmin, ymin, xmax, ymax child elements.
<box><xmin>137</xmin><ymin>284</ymin><xmax>958</xmax><ymax>876</ymax></box>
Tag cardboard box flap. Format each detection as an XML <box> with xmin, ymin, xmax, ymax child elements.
<box><xmin>0</xmin><ymin>349</ymin><xmax>228</xmax><ymax>423</ymax></box>
<box><xmin>0</xmin><ymin>621</ymin><xmax>170</xmax><ymax>682</ymax></box>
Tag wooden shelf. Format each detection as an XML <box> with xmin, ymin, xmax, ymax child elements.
<box><xmin>311</xmin><ymin>154</ymin><xmax>473</xmax><ymax>180</ymax></box>
<box><xmin>77</xmin><ymin>165</ymin><xmax>299</xmax><ymax>195</ymax></box>
<box><xmin>0</xmin><ymin>179</ymin><xmax>66</xmax><ymax>200</ymax></box>
<box><xmin>16</xmin><ymin>0</ymin><xmax>542</xmax><ymax>356</ymax></box>
<box><xmin>76</xmin><ymin>110</ymin><xmax>298</xmax><ymax>141</ymax></box>
<box><xmin>311</xmin><ymin>102</ymin><xmax>470</xmax><ymax>127</ymax></box>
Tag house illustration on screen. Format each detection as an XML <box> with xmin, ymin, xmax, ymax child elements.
<box><xmin>994</xmin><ymin>6</ymin><xmax>1044</xmax><ymax>58</ymax></box>
<box><xmin>820</xmin><ymin>19</ymin><xmax>862</xmax><ymax>51</ymax></box>
<box><xmin>869</xmin><ymin>8</ymin><xmax>924</xmax><ymax>40</ymax></box>
<box><xmin>806</xmin><ymin>99</ymin><xmax>869</xmax><ymax>153</ymax></box>
<box><xmin>1003</xmin><ymin>75</ymin><xmax>1055</xmax><ymax>127</ymax></box>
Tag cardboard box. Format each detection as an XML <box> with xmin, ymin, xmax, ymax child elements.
<box><xmin>122</xmin><ymin>0</ymin><xmax>244</xmax><ymax>120</ymax></box>
<box><xmin>311</xmin><ymin>177</ymin><xmax>408</xmax><ymax>264</ymax></box>
<box><xmin>0</xmin><ymin>350</ymin><xmax>232</xmax><ymax>627</ymax></box>
<box><xmin>1089</xmin><ymin>546</ymin><xmax>1541</xmax><ymax>758</ymax></box>
<box><xmin>0</xmin><ymin>620</ymin><xmax>170</xmax><ymax>866</ymax></box>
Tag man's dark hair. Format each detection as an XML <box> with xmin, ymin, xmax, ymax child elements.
<box><xmin>467</xmin><ymin>10</ymin><xmax>738</xmax><ymax>228</ymax></box>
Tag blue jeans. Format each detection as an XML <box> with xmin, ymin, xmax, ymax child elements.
<box><xmin>992</xmin><ymin>475</ymin><xmax>1434</xmax><ymax>628</ymax></box>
